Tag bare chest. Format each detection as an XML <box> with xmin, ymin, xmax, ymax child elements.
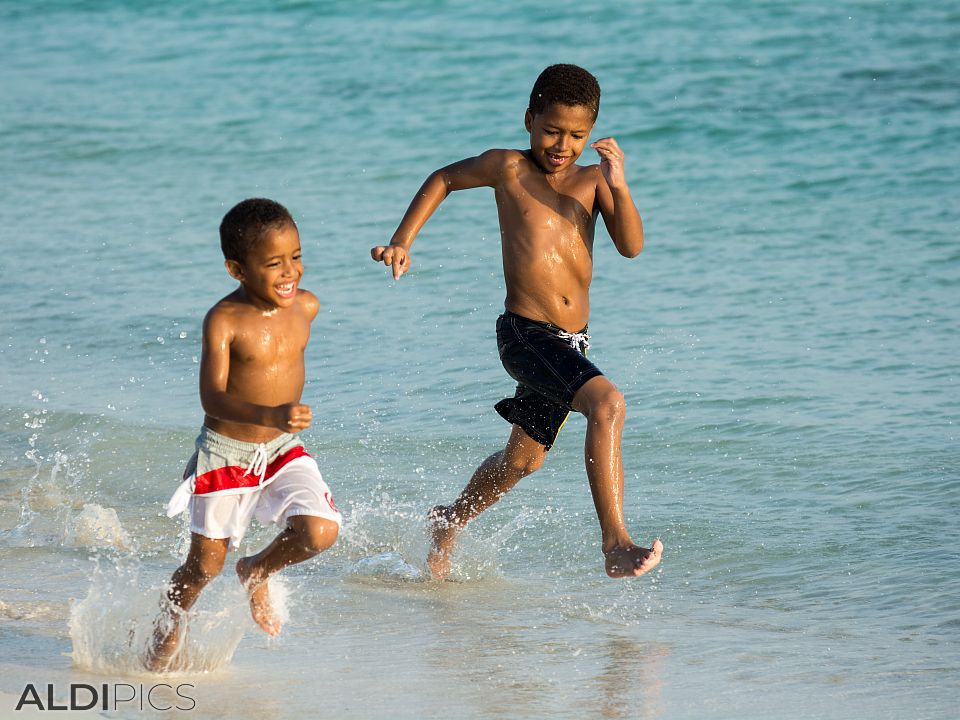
<box><xmin>230</xmin><ymin>319</ymin><xmax>309</xmax><ymax>367</ymax></box>
<box><xmin>501</xmin><ymin>166</ymin><xmax>598</xmax><ymax>233</ymax></box>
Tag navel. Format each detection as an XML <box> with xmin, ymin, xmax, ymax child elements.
<box><xmin>562</xmin><ymin>296</ymin><xmax>570</xmax><ymax>306</ymax></box>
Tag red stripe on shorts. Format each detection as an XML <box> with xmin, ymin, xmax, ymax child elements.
<box><xmin>193</xmin><ymin>445</ymin><xmax>311</xmax><ymax>495</ymax></box>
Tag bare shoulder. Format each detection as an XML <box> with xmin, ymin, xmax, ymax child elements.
<box><xmin>498</xmin><ymin>148</ymin><xmax>528</xmax><ymax>169</ymax></box>
<box><xmin>472</xmin><ymin>148</ymin><xmax>528</xmax><ymax>175</ymax></box>
<box><xmin>203</xmin><ymin>293</ymin><xmax>244</xmax><ymax>340</ymax></box>
<box><xmin>579</xmin><ymin>162</ymin><xmax>609</xmax><ymax>207</ymax></box>
<box><xmin>296</xmin><ymin>289</ymin><xmax>320</xmax><ymax>320</ymax></box>
<box><xmin>579</xmin><ymin>161</ymin><xmax>604</xmax><ymax>184</ymax></box>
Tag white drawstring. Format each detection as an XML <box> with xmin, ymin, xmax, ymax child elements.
<box><xmin>244</xmin><ymin>443</ymin><xmax>269</xmax><ymax>485</ymax></box>
<box><xmin>557</xmin><ymin>329</ymin><xmax>590</xmax><ymax>351</ymax></box>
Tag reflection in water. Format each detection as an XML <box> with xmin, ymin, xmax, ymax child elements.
<box><xmin>421</xmin><ymin>581</ymin><xmax>670</xmax><ymax>718</ymax></box>
<box><xmin>596</xmin><ymin>634</ymin><xmax>668</xmax><ymax>719</ymax></box>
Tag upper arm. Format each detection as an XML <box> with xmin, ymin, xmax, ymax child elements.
<box><xmin>593</xmin><ymin>165</ymin><xmax>617</xmax><ymax>238</ymax></box>
<box><xmin>199</xmin><ymin>306</ymin><xmax>234</xmax><ymax>400</ymax></box>
<box><xmin>437</xmin><ymin>149</ymin><xmax>509</xmax><ymax>192</ymax></box>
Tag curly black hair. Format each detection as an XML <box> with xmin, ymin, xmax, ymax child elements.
<box><xmin>219</xmin><ymin>198</ymin><xmax>296</xmax><ymax>263</ymax></box>
<box><xmin>528</xmin><ymin>64</ymin><xmax>601</xmax><ymax>120</ymax></box>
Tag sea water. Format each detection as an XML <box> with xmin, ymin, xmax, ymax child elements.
<box><xmin>1</xmin><ymin>1</ymin><xmax>958</xmax><ymax>718</ymax></box>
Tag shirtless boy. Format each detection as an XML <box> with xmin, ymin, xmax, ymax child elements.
<box><xmin>371</xmin><ymin>64</ymin><xmax>663</xmax><ymax>579</ymax></box>
<box><xmin>147</xmin><ymin>198</ymin><xmax>341</xmax><ymax>671</ymax></box>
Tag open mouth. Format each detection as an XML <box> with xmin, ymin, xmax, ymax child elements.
<box><xmin>275</xmin><ymin>281</ymin><xmax>297</xmax><ymax>298</ymax></box>
<box><xmin>545</xmin><ymin>152</ymin><xmax>568</xmax><ymax>167</ymax></box>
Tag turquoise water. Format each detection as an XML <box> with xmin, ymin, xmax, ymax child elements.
<box><xmin>2</xmin><ymin>1</ymin><xmax>958</xmax><ymax>718</ymax></box>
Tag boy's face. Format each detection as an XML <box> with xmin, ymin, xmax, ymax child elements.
<box><xmin>226</xmin><ymin>223</ymin><xmax>303</xmax><ymax>310</ymax></box>
<box><xmin>524</xmin><ymin>102</ymin><xmax>596</xmax><ymax>174</ymax></box>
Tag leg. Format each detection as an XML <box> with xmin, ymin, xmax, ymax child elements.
<box><xmin>236</xmin><ymin>515</ymin><xmax>339</xmax><ymax>635</ymax></box>
<box><xmin>427</xmin><ymin>424</ymin><xmax>547</xmax><ymax>579</ymax></box>
<box><xmin>146</xmin><ymin>533</ymin><xmax>228</xmax><ymax>671</ymax></box>
<box><xmin>572</xmin><ymin>376</ymin><xmax>663</xmax><ymax>578</ymax></box>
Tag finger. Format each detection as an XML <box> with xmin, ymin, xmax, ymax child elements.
<box><xmin>591</xmin><ymin>140</ymin><xmax>623</xmax><ymax>159</ymax></box>
<box><xmin>392</xmin><ymin>252</ymin><xmax>405</xmax><ymax>280</ymax></box>
<box><xmin>371</xmin><ymin>246</ymin><xmax>385</xmax><ymax>261</ymax></box>
<box><xmin>593</xmin><ymin>143</ymin><xmax>620</xmax><ymax>158</ymax></box>
<box><xmin>591</xmin><ymin>136</ymin><xmax>619</xmax><ymax>148</ymax></box>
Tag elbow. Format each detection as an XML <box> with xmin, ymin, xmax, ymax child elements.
<box><xmin>429</xmin><ymin>169</ymin><xmax>453</xmax><ymax>198</ymax></box>
<box><xmin>619</xmin><ymin>240</ymin><xmax>643</xmax><ymax>259</ymax></box>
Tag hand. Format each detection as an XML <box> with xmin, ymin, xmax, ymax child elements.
<box><xmin>590</xmin><ymin>137</ymin><xmax>627</xmax><ymax>190</ymax></box>
<box><xmin>273</xmin><ymin>402</ymin><xmax>312</xmax><ymax>431</ymax></box>
<box><xmin>370</xmin><ymin>244</ymin><xmax>410</xmax><ymax>280</ymax></box>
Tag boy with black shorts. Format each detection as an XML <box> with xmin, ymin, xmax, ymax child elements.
<box><xmin>371</xmin><ymin>64</ymin><xmax>662</xmax><ymax>579</ymax></box>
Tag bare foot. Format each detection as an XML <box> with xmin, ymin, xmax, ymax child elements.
<box><xmin>236</xmin><ymin>557</ymin><xmax>282</xmax><ymax>636</ymax></box>
<box><xmin>427</xmin><ymin>505</ymin><xmax>460</xmax><ymax>580</ymax></box>
<box><xmin>144</xmin><ymin>605</ymin><xmax>183</xmax><ymax>672</ymax></box>
<box><xmin>605</xmin><ymin>539</ymin><xmax>663</xmax><ymax>578</ymax></box>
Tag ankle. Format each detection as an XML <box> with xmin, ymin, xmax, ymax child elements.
<box><xmin>601</xmin><ymin>533</ymin><xmax>634</xmax><ymax>554</ymax></box>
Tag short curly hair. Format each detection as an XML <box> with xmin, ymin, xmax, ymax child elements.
<box><xmin>528</xmin><ymin>64</ymin><xmax>601</xmax><ymax>120</ymax></box>
<box><xmin>219</xmin><ymin>198</ymin><xmax>296</xmax><ymax>264</ymax></box>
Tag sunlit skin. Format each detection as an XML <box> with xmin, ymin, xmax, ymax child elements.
<box><xmin>146</xmin><ymin>223</ymin><xmax>340</xmax><ymax>671</ymax></box>
<box><xmin>202</xmin><ymin>223</ymin><xmax>315</xmax><ymax>444</ymax></box>
<box><xmin>372</xmin><ymin>102</ymin><xmax>663</xmax><ymax>580</ymax></box>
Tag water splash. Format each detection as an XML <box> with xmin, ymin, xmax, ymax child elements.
<box><xmin>346</xmin><ymin>551</ymin><xmax>424</xmax><ymax>582</ymax></box>
<box><xmin>67</xmin><ymin>503</ymin><xmax>132</xmax><ymax>551</ymax></box>
<box><xmin>69</xmin><ymin>558</ymin><xmax>256</xmax><ymax>676</ymax></box>
<box><xmin>341</xmin><ymin>491</ymin><xmax>543</xmax><ymax>583</ymax></box>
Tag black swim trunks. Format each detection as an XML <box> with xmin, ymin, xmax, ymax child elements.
<box><xmin>494</xmin><ymin>310</ymin><xmax>604</xmax><ymax>450</ymax></box>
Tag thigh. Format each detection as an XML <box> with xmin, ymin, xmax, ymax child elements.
<box><xmin>190</xmin><ymin>493</ymin><xmax>253</xmax><ymax>544</ymax></box>
<box><xmin>256</xmin><ymin>457</ymin><xmax>342</xmax><ymax>529</ymax></box>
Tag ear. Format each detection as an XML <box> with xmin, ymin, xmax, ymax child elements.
<box><xmin>225</xmin><ymin>259</ymin><xmax>244</xmax><ymax>281</ymax></box>
<box><xmin>524</xmin><ymin>109</ymin><xmax>533</xmax><ymax>133</ymax></box>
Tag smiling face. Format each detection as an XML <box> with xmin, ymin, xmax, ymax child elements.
<box><xmin>524</xmin><ymin>102</ymin><xmax>596</xmax><ymax>174</ymax></box>
<box><xmin>226</xmin><ymin>222</ymin><xmax>303</xmax><ymax>310</ymax></box>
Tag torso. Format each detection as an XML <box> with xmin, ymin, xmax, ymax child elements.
<box><xmin>204</xmin><ymin>291</ymin><xmax>315</xmax><ymax>443</ymax></box>
<box><xmin>493</xmin><ymin>150</ymin><xmax>600</xmax><ymax>331</ymax></box>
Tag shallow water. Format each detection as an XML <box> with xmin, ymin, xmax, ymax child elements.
<box><xmin>1</xmin><ymin>1</ymin><xmax>958</xmax><ymax>718</ymax></box>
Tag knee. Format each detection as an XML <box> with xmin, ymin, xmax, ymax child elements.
<box><xmin>292</xmin><ymin>516</ymin><xmax>339</xmax><ymax>555</ymax></box>
<box><xmin>503</xmin><ymin>448</ymin><xmax>546</xmax><ymax>478</ymax></box>
<box><xmin>588</xmin><ymin>387</ymin><xmax>626</xmax><ymax>426</ymax></box>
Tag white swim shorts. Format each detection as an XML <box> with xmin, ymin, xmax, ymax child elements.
<box><xmin>166</xmin><ymin>426</ymin><xmax>341</xmax><ymax>549</ymax></box>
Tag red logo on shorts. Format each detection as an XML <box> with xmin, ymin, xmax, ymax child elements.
<box><xmin>324</xmin><ymin>491</ymin><xmax>339</xmax><ymax>514</ymax></box>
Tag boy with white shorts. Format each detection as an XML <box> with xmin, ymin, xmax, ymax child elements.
<box><xmin>147</xmin><ymin>198</ymin><xmax>341</xmax><ymax>671</ymax></box>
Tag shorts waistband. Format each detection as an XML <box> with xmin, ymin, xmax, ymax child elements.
<box><xmin>501</xmin><ymin>310</ymin><xmax>587</xmax><ymax>336</ymax></box>
<box><xmin>198</xmin><ymin>426</ymin><xmax>298</xmax><ymax>455</ymax></box>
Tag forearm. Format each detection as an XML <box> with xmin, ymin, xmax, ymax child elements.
<box><xmin>389</xmin><ymin>170</ymin><xmax>451</xmax><ymax>249</ymax></box>
<box><xmin>610</xmin><ymin>187</ymin><xmax>644</xmax><ymax>258</ymax></box>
